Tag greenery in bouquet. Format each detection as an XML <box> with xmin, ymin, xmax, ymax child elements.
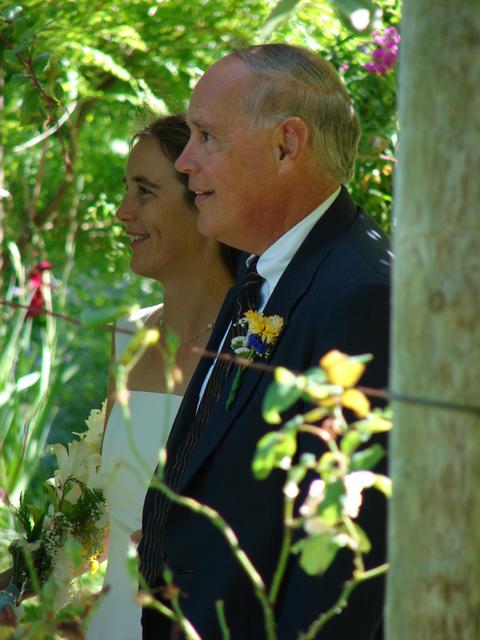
<box><xmin>1</xmin><ymin>404</ymin><xmax>107</xmax><ymax>615</ymax></box>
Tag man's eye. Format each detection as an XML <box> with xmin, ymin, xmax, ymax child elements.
<box><xmin>201</xmin><ymin>131</ymin><xmax>213</xmax><ymax>142</ymax></box>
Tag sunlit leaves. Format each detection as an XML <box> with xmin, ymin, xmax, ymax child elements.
<box><xmin>293</xmin><ymin>533</ymin><xmax>340</xmax><ymax>575</ymax></box>
<box><xmin>342</xmin><ymin>388</ymin><xmax>370</xmax><ymax>417</ymax></box>
<box><xmin>255</xmin><ymin>347</ymin><xmax>392</xmax><ymax>589</ymax></box>
<box><xmin>261</xmin><ymin>0</ymin><xmax>303</xmax><ymax>39</ymax></box>
<box><xmin>252</xmin><ymin>423</ymin><xmax>298</xmax><ymax>480</ymax></box>
<box><xmin>262</xmin><ymin>367</ymin><xmax>303</xmax><ymax>424</ymax></box>
<box><xmin>350</xmin><ymin>444</ymin><xmax>385</xmax><ymax>471</ymax></box>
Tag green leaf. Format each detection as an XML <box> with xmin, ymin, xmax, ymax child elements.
<box><xmin>287</xmin><ymin>462</ymin><xmax>308</xmax><ymax>486</ymax></box>
<box><xmin>53</xmin><ymin>80</ymin><xmax>64</xmax><ymax>100</ymax></box>
<box><xmin>252</xmin><ymin>428</ymin><xmax>297</xmax><ymax>480</ymax></box>
<box><xmin>20</xmin><ymin>87</ymin><xmax>42</xmax><ymax>123</ymax></box>
<box><xmin>351</xmin><ymin>523</ymin><xmax>371</xmax><ymax>553</ymax></box>
<box><xmin>356</xmin><ymin>412</ymin><xmax>392</xmax><ymax>434</ymax></box>
<box><xmin>32</xmin><ymin>52</ymin><xmax>50</xmax><ymax>75</ymax></box>
<box><xmin>3</xmin><ymin>48</ymin><xmax>22</xmax><ymax>68</ymax></box>
<box><xmin>317</xmin><ymin>480</ymin><xmax>344</xmax><ymax>526</ymax></box>
<box><xmin>350</xmin><ymin>444</ymin><xmax>385</xmax><ymax>471</ymax></box>
<box><xmin>261</xmin><ymin>0</ymin><xmax>303</xmax><ymax>39</ymax></box>
<box><xmin>262</xmin><ymin>375</ymin><xmax>302</xmax><ymax>424</ymax></box>
<box><xmin>340</xmin><ymin>430</ymin><xmax>363</xmax><ymax>456</ymax></box>
<box><xmin>10</xmin><ymin>72</ymin><xmax>30</xmax><ymax>88</ymax></box>
<box><xmin>317</xmin><ymin>451</ymin><xmax>342</xmax><ymax>482</ymax></box>
<box><xmin>303</xmin><ymin>367</ymin><xmax>328</xmax><ymax>385</ymax></box>
<box><xmin>373</xmin><ymin>473</ymin><xmax>392</xmax><ymax>498</ymax></box>
<box><xmin>293</xmin><ymin>533</ymin><xmax>340</xmax><ymax>575</ymax></box>
<box><xmin>76</xmin><ymin>45</ymin><xmax>132</xmax><ymax>82</ymax></box>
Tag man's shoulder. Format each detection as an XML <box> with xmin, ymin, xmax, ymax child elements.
<box><xmin>304</xmin><ymin>201</ymin><xmax>391</xmax><ymax>294</ymax></box>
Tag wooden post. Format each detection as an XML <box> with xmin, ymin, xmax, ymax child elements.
<box><xmin>387</xmin><ymin>2</ymin><xmax>480</xmax><ymax>638</ymax></box>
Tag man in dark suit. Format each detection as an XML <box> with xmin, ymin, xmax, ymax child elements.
<box><xmin>140</xmin><ymin>44</ymin><xmax>390</xmax><ymax>639</ymax></box>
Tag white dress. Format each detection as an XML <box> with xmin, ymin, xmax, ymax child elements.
<box><xmin>86</xmin><ymin>307</ymin><xmax>182</xmax><ymax>640</ymax></box>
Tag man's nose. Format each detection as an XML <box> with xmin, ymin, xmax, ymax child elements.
<box><xmin>175</xmin><ymin>139</ymin><xmax>195</xmax><ymax>175</ymax></box>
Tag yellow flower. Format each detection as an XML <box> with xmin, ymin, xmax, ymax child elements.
<box><xmin>320</xmin><ymin>350</ymin><xmax>366</xmax><ymax>387</ymax></box>
<box><xmin>244</xmin><ymin>310</ymin><xmax>265</xmax><ymax>334</ymax></box>
<box><xmin>261</xmin><ymin>314</ymin><xmax>284</xmax><ymax>344</ymax></box>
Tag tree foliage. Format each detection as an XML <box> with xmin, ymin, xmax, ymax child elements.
<box><xmin>0</xmin><ymin>0</ymin><xmax>399</xmax><ymax>456</ymax></box>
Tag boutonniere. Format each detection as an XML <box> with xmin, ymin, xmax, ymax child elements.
<box><xmin>226</xmin><ymin>310</ymin><xmax>284</xmax><ymax>411</ymax></box>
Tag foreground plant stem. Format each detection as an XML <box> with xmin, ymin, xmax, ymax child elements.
<box><xmin>268</xmin><ymin>494</ymin><xmax>295</xmax><ymax>605</ymax></box>
<box><xmin>215</xmin><ymin>600</ymin><xmax>231</xmax><ymax>640</ymax></box>
<box><xmin>138</xmin><ymin>572</ymin><xmax>202</xmax><ymax>640</ymax></box>
<box><xmin>151</xmin><ymin>476</ymin><xmax>277</xmax><ymax>640</ymax></box>
<box><xmin>298</xmin><ymin>563</ymin><xmax>389</xmax><ymax>640</ymax></box>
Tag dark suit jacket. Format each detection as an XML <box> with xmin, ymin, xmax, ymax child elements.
<box><xmin>141</xmin><ymin>187</ymin><xmax>391</xmax><ymax>639</ymax></box>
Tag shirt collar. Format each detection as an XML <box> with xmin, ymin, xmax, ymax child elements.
<box><xmin>246</xmin><ymin>187</ymin><xmax>341</xmax><ymax>308</ymax></box>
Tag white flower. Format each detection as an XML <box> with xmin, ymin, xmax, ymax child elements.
<box><xmin>283</xmin><ymin>481</ymin><xmax>299</xmax><ymax>499</ymax></box>
<box><xmin>50</xmin><ymin>439</ymin><xmax>103</xmax><ymax>504</ymax></box>
<box><xmin>232</xmin><ymin>347</ymin><xmax>252</xmax><ymax>357</ymax></box>
<box><xmin>299</xmin><ymin>479</ymin><xmax>326</xmax><ymax>518</ymax></box>
<box><xmin>74</xmin><ymin>401</ymin><xmax>106</xmax><ymax>452</ymax></box>
<box><xmin>231</xmin><ymin>335</ymin><xmax>247</xmax><ymax>349</ymax></box>
<box><xmin>343</xmin><ymin>471</ymin><xmax>376</xmax><ymax>518</ymax></box>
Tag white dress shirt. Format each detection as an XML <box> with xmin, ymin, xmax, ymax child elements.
<box><xmin>197</xmin><ymin>187</ymin><xmax>341</xmax><ymax>404</ymax></box>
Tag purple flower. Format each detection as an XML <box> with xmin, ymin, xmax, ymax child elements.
<box><xmin>364</xmin><ymin>26</ymin><xmax>400</xmax><ymax>75</ymax></box>
<box><xmin>247</xmin><ymin>333</ymin><xmax>269</xmax><ymax>354</ymax></box>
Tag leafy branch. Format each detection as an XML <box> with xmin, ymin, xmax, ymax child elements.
<box><xmin>143</xmin><ymin>350</ymin><xmax>393</xmax><ymax>638</ymax></box>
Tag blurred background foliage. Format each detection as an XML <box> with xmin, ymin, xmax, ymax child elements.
<box><xmin>0</xmin><ymin>0</ymin><xmax>400</xmax><ymax>537</ymax></box>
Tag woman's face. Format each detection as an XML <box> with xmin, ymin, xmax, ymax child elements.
<box><xmin>117</xmin><ymin>136</ymin><xmax>206</xmax><ymax>281</ymax></box>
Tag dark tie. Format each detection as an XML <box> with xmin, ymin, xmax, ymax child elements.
<box><xmin>140</xmin><ymin>258</ymin><xmax>264</xmax><ymax>585</ymax></box>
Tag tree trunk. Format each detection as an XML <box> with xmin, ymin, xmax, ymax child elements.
<box><xmin>386</xmin><ymin>2</ymin><xmax>480</xmax><ymax>639</ymax></box>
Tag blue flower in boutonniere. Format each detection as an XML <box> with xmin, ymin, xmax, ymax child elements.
<box><xmin>226</xmin><ymin>310</ymin><xmax>284</xmax><ymax>411</ymax></box>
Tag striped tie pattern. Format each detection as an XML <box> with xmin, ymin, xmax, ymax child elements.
<box><xmin>140</xmin><ymin>258</ymin><xmax>264</xmax><ymax>585</ymax></box>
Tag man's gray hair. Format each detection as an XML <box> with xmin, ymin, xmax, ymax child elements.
<box><xmin>234</xmin><ymin>44</ymin><xmax>360</xmax><ymax>184</ymax></box>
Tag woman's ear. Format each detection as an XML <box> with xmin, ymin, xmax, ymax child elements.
<box><xmin>274</xmin><ymin>116</ymin><xmax>310</xmax><ymax>173</ymax></box>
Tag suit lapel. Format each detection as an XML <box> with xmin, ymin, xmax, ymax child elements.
<box><xmin>177</xmin><ymin>188</ymin><xmax>357</xmax><ymax>492</ymax></box>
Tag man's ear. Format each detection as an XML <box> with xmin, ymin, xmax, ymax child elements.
<box><xmin>274</xmin><ymin>116</ymin><xmax>310</xmax><ymax>173</ymax></box>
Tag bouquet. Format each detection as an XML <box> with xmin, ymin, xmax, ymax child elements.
<box><xmin>0</xmin><ymin>403</ymin><xmax>107</xmax><ymax>614</ymax></box>
<box><xmin>226</xmin><ymin>310</ymin><xmax>284</xmax><ymax>410</ymax></box>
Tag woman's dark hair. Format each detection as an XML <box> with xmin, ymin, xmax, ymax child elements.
<box><xmin>132</xmin><ymin>114</ymin><xmax>240</xmax><ymax>277</ymax></box>
<box><xmin>132</xmin><ymin>114</ymin><xmax>194</xmax><ymax>205</ymax></box>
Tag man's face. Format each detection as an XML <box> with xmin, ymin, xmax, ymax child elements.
<box><xmin>175</xmin><ymin>56</ymin><xmax>281</xmax><ymax>254</ymax></box>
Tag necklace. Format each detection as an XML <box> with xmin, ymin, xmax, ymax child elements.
<box><xmin>178</xmin><ymin>321</ymin><xmax>214</xmax><ymax>348</ymax></box>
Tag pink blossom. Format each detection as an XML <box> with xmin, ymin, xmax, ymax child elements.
<box><xmin>364</xmin><ymin>26</ymin><xmax>400</xmax><ymax>75</ymax></box>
